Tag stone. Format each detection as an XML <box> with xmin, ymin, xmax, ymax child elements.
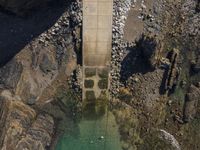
<box><xmin>191</xmin><ymin>55</ymin><xmax>200</xmax><ymax>73</ymax></box>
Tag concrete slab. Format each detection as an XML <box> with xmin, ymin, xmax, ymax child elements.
<box><xmin>83</xmin><ymin>0</ymin><xmax>113</xmax><ymax>103</ymax></box>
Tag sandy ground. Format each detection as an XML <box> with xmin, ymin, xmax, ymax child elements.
<box><xmin>123</xmin><ymin>0</ymin><xmax>153</xmax><ymax>42</ymax></box>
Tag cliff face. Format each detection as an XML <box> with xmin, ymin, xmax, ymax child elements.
<box><xmin>0</xmin><ymin>0</ymin><xmax>82</xmax><ymax>149</ymax></box>
<box><xmin>0</xmin><ymin>95</ymin><xmax>54</xmax><ymax>150</ymax></box>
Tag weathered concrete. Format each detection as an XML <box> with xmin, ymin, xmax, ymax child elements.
<box><xmin>82</xmin><ymin>0</ymin><xmax>113</xmax><ymax>103</ymax></box>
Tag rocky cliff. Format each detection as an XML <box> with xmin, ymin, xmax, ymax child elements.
<box><xmin>0</xmin><ymin>0</ymin><xmax>82</xmax><ymax>149</ymax></box>
<box><xmin>0</xmin><ymin>0</ymin><xmax>199</xmax><ymax>149</ymax></box>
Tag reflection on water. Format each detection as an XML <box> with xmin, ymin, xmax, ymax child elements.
<box><xmin>55</xmin><ymin>101</ymin><xmax>122</xmax><ymax>150</ymax></box>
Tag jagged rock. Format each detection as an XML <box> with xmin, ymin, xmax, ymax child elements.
<box><xmin>183</xmin><ymin>84</ymin><xmax>200</xmax><ymax>122</ymax></box>
<box><xmin>0</xmin><ymin>96</ymin><xmax>54</xmax><ymax>150</ymax></box>
<box><xmin>0</xmin><ymin>0</ymin><xmax>51</xmax><ymax>15</ymax></box>
<box><xmin>16</xmin><ymin>114</ymin><xmax>54</xmax><ymax>150</ymax></box>
<box><xmin>0</xmin><ymin>59</ymin><xmax>23</xmax><ymax>89</ymax></box>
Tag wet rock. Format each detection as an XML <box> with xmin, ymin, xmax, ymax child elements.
<box><xmin>39</xmin><ymin>54</ymin><xmax>56</xmax><ymax>74</ymax></box>
<box><xmin>183</xmin><ymin>84</ymin><xmax>200</xmax><ymax>122</ymax></box>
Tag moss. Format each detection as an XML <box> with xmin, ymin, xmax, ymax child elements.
<box><xmin>98</xmin><ymin>68</ymin><xmax>109</xmax><ymax>79</ymax></box>
<box><xmin>85</xmin><ymin>68</ymin><xmax>96</xmax><ymax>77</ymax></box>
<box><xmin>98</xmin><ymin>79</ymin><xmax>108</xmax><ymax>89</ymax></box>
<box><xmin>95</xmin><ymin>91</ymin><xmax>109</xmax><ymax>116</ymax></box>
<box><xmin>85</xmin><ymin>90</ymin><xmax>96</xmax><ymax>103</ymax></box>
<box><xmin>54</xmin><ymin>88</ymin><xmax>81</xmax><ymax>120</ymax></box>
<box><xmin>83</xmin><ymin>91</ymin><xmax>109</xmax><ymax>119</ymax></box>
<box><xmin>84</xmin><ymin>80</ymin><xmax>94</xmax><ymax>88</ymax></box>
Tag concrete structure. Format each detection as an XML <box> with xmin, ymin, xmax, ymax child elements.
<box><xmin>82</xmin><ymin>0</ymin><xmax>113</xmax><ymax>112</ymax></box>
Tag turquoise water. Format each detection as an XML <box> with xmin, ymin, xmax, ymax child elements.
<box><xmin>55</xmin><ymin>112</ymin><xmax>122</xmax><ymax>150</ymax></box>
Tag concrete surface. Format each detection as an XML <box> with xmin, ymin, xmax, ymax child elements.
<box><xmin>82</xmin><ymin>0</ymin><xmax>113</xmax><ymax>101</ymax></box>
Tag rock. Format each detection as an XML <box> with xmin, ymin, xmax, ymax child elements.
<box><xmin>159</xmin><ymin>129</ymin><xmax>181</xmax><ymax>150</ymax></box>
<box><xmin>0</xmin><ymin>97</ymin><xmax>54</xmax><ymax>150</ymax></box>
<box><xmin>183</xmin><ymin>84</ymin><xmax>200</xmax><ymax>122</ymax></box>
<box><xmin>0</xmin><ymin>59</ymin><xmax>23</xmax><ymax>89</ymax></box>
<box><xmin>39</xmin><ymin>54</ymin><xmax>56</xmax><ymax>74</ymax></box>
<box><xmin>27</xmin><ymin>96</ymin><xmax>37</xmax><ymax>105</ymax></box>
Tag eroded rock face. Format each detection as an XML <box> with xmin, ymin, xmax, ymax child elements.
<box><xmin>0</xmin><ymin>59</ymin><xmax>22</xmax><ymax>89</ymax></box>
<box><xmin>183</xmin><ymin>84</ymin><xmax>200</xmax><ymax>122</ymax></box>
<box><xmin>0</xmin><ymin>0</ymin><xmax>51</xmax><ymax>15</ymax></box>
<box><xmin>0</xmin><ymin>96</ymin><xmax>54</xmax><ymax>150</ymax></box>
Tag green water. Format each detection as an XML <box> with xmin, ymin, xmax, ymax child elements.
<box><xmin>55</xmin><ymin>112</ymin><xmax>122</xmax><ymax>150</ymax></box>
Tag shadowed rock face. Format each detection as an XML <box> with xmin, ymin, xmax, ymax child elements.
<box><xmin>0</xmin><ymin>0</ymin><xmax>52</xmax><ymax>15</ymax></box>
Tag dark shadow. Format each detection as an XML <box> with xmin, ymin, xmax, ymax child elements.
<box><xmin>0</xmin><ymin>0</ymin><xmax>71</xmax><ymax>68</ymax></box>
<box><xmin>196</xmin><ymin>0</ymin><xmax>200</xmax><ymax>13</ymax></box>
<box><xmin>120</xmin><ymin>36</ymin><xmax>156</xmax><ymax>83</ymax></box>
<box><xmin>159</xmin><ymin>68</ymin><xmax>169</xmax><ymax>95</ymax></box>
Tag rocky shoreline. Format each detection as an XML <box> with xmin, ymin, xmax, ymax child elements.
<box><xmin>0</xmin><ymin>0</ymin><xmax>199</xmax><ymax>149</ymax></box>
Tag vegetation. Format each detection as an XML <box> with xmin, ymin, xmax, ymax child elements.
<box><xmin>84</xmin><ymin>79</ymin><xmax>94</xmax><ymax>88</ymax></box>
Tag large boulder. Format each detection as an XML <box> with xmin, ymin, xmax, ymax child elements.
<box><xmin>0</xmin><ymin>0</ymin><xmax>51</xmax><ymax>15</ymax></box>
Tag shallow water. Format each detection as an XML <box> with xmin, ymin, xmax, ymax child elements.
<box><xmin>55</xmin><ymin>112</ymin><xmax>122</xmax><ymax>150</ymax></box>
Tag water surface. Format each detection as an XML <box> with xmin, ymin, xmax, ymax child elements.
<box><xmin>56</xmin><ymin>112</ymin><xmax>122</xmax><ymax>150</ymax></box>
